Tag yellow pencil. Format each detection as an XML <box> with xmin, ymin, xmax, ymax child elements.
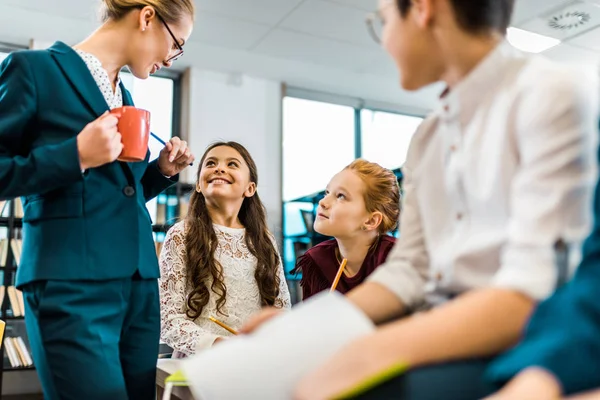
<box><xmin>330</xmin><ymin>258</ymin><xmax>348</xmax><ymax>292</ymax></box>
<box><xmin>209</xmin><ymin>316</ymin><xmax>238</xmax><ymax>335</ymax></box>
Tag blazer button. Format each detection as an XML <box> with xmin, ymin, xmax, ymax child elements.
<box><xmin>123</xmin><ymin>186</ymin><xmax>136</xmax><ymax>197</ymax></box>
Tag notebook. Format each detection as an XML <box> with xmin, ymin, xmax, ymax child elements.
<box><xmin>180</xmin><ymin>291</ymin><xmax>375</xmax><ymax>399</ymax></box>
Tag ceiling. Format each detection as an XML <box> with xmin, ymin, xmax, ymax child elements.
<box><xmin>0</xmin><ymin>0</ymin><xmax>599</xmax><ymax>110</ymax></box>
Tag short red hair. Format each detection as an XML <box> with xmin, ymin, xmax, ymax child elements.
<box><xmin>345</xmin><ymin>159</ymin><xmax>401</xmax><ymax>234</ymax></box>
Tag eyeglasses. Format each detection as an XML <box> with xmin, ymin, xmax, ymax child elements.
<box><xmin>366</xmin><ymin>1</ymin><xmax>394</xmax><ymax>44</ymax></box>
<box><xmin>365</xmin><ymin>11</ymin><xmax>384</xmax><ymax>44</ymax></box>
<box><xmin>157</xmin><ymin>14</ymin><xmax>184</xmax><ymax>63</ymax></box>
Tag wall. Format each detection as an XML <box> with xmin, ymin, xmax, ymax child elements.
<box><xmin>180</xmin><ymin>69</ymin><xmax>284</xmax><ymax>239</ymax></box>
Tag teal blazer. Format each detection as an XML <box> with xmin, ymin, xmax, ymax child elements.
<box><xmin>0</xmin><ymin>41</ymin><xmax>178</xmax><ymax>287</ymax></box>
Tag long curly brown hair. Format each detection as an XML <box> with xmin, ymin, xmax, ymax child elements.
<box><xmin>184</xmin><ymin>141</ymin><xmax>281</xmax><ymax>319</ymax></box>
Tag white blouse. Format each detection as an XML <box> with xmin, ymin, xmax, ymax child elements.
<box><xmin>75</xmin><ymin>48</ymin><xmax>123</xmax><ymax>109</ymax></box>
<box><xmin>159</xmin><ymin>221</ymin><xmax>291</xmax><ymax>355</ymax></box>
<box><xmin>368</xmin><ymin>41</ymin><xmax>599</xmax><ymax>309</ymax></box>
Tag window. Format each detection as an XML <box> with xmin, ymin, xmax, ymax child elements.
<box><xmin>121</xmin><ymin>72</ymin><xmax>177</xmax><ymax>224</ymax></box>
<box><xmin>282</xmin><ymin>97</ymin><xmax>356</xmax><ymax>202</ymax></box>
<box><xmin>361</xmin><ymin>110</ymin><xmax>423</xmax><ymax>170</ymax></box>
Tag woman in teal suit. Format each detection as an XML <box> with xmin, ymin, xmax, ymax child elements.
<box><xmin>0</xmin><ymin>1</ymin><xmax>195</xmax><ymax>398</ymax></box>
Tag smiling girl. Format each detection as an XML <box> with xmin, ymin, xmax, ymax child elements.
<box><xmin>159</xmin><ymin>141</ymin><xmax>291</xmax><ymax>356</ymax></box>
<box><xmin>291</xmin><ymin>159</ymin><xmax>400</xmax><ymax>300</ymax></box>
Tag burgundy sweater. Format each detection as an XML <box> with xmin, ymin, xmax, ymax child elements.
<box><xmin>294</xmin><ymin>236</ymin><xmax>396</xmax><ymax>300</ymax></box>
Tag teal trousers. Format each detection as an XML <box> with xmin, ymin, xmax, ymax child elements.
<box><xmin>22</xmin><ymin>273</ymin><xmax>159</xmax><ymax>400</ymax></box>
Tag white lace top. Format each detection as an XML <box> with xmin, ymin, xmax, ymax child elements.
<box><xmin>159</xmin><ymin>221</ymin><xmax>291</xmax><ymax>355</ymax></box>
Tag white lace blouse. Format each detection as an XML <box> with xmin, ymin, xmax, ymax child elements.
<box><xmin>159</xmin><ymin>221</ymin><xmax>291</xmax><ymax>355</ymax></box>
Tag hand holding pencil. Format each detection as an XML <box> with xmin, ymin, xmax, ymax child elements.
<box><xmin>156</xmin><ymin>136</ymin><xmax>195</xmax><ymax>177</ymax></box>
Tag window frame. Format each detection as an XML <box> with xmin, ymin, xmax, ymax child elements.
<box><xmin>284</xmin><ymin>87</ymin><xmax>427</xmax><ymax>160</ymax></box>
<box><xmin>0</xmin><ymin>41</ymin><xmax>27</xmax><ymax>54</ymax></box>
<box><xmin>281</xmin><ymin>87</ymin><xmax>427</xmax><ymax>199</ymax></box>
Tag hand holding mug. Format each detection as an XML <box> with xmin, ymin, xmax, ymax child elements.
<box><xmin>77</xmin><ymin>111</ymin><xmax>122</xmax><ymax>170</ymax></box>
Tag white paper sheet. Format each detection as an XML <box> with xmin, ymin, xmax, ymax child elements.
<box><xmin>181</xmin><ymin>291</ymin><xmax>375</xmax><ymax>400</ymax></box>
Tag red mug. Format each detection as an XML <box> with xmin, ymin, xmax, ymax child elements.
<box><xmin>110</xmin><ymin>106</ymin><xmax>151</xmax><ymax>162</ymax></box>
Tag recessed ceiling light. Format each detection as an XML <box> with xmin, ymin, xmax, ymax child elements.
<box><xmin>506</xmin><ymin>27</ymin><xmax>561</xmax><ymax>53</ymax></box>
<box><xmin>517</xmin><ymin>1</ymin><xmax>600</xmax><ymax>41</ymax></box>
<box><xmin>549</xmin><ymin>10</ymin><xmax>591</xmax><ymax>31</ymax></box>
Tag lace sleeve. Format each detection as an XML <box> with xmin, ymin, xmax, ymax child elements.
<box><xmin>158</xmin><ymin>223</ymin><xmax>219</xmax><ymax>355</ymax></box>
<box><xmin>270</xmin><ymin>233</ymin><xmax>292</xmax><ymax>309</ymax></box>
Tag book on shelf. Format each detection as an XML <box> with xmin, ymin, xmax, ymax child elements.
<box><xmin>3</xmin><ymin>336</ymin><xmax>33</xmax><ymax>368</ymax></box>
<box><xmin>0</xmin><ymin>239</ymin><xmax>8</xmax><ymax>266</ymax></box>
<box><xmin>0</xmin><ymin>201</ymin><xmax>6</xmax><ymax>217</ymax></box>
<box><xmin>6</xmin><ymin>286</ymin><xmax>24</xmax><ymax>317</ymax></box>
<box><xmin>15</xmin><ymin>337</ymin><xmax>33</xmax><ymax>366</ymax></box>
<box><xmin>11</xmin><ymin>337</ymin><xmax>26</xmax><ymax>366</ymax></box>
<box><xmin>16</xmin><ymin>288</ymin><xmax>24</xmax><ymax>317</ymax></box>
<box><xmin>4</xmin><ymin>337</ymin><xmax>18</xmax><ymax>367</ymax></box>
<box><xmin>10</xmin><ymin>238</ymin><xmax>22</xmax><ymax>266</ymax></box>
<box><xmin>14</xmin><ymin>198</ymin><xmax>23</xmax><ymax>219</ymax></box>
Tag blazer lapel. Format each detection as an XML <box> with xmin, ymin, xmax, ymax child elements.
<box><xmin>121</xmin><ymin>83</ymin><xmax>134</xmax><ymax>106</ymax></box>
<box><xmin>119</xmin><ymin>84</ymin><xmax>136</xmax><ymax>173</ymax></box>
<box><xmin>48</xmin><ymin>41</ymin><xmax>109</xmax><ymax>118</ymax></box>
<box><xmin>48</xmin><ymin>42</ymin><xmax>139</xmax><ymax>182</ymax></box>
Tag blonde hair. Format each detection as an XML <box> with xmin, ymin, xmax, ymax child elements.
<box><xmin>345</xmin><ymin>159</ymin><xmax>401</xmax><ymax>234</ymax></box>
<box><xmin>100</xmin><ymin>0</ymin><xmax>195</xmax><ymax>23</ymax></box>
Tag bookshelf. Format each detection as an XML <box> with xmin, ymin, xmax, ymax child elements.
<box><xmin>151</xmin><ymin>182</ymin><xmax>194</xmax><ymax>258</ymax></box>
<box><xmin>281</xmin><ymin>168</ymin><xmax>404</xmax><ymax>303</ymax></box>
<box><xmin>0</xmin><ymin>198</ymin><xmax>31</xmax><ymax>396</ymax></box>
